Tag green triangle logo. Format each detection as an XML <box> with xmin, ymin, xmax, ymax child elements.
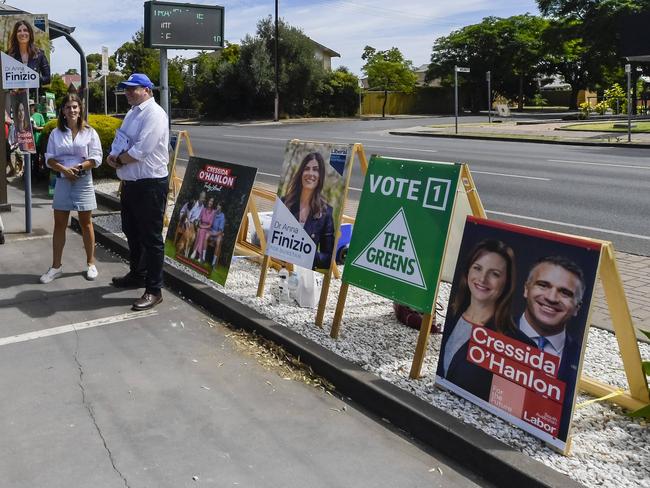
<box><xmin>351</xmin><ymin>207</ymin><xmax>426</xmax><ymax>290</ymax></box>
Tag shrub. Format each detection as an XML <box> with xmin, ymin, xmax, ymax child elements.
<box><xmin>578</xmin><ymin>102</ymin><xmax>592</xmax><ymax>119</ymax></box>
<box><xmin>43</xmin><ymin>114</ymin><xmax>122</xmax><ymax>179</ymax></box>
<box><xmin>532</xmin><ymin>93</ymin><xmax>548</xmax><ymax>107</ymax></box>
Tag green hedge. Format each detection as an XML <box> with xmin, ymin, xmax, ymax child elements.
<box><xmin>43</xmin><ymin>114</ymin><xmax>123</xmax><ymax>179</ymax></box>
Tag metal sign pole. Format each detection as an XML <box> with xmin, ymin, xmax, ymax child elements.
<box><xmin>160</xmin><ymin>48</ymin><xmax>169</xmax><ymax>115</ymax></box>
<box><xmin>104</xmin><ymin>75</ymin><xmax>108</xmax><ymax>116</ymax></box>
<box><xmin>487</xmin><ymin>71</ymin><xmax>492</xmax><ymax>123</ymax></box>
<box><xmin>23</xmin><ymin>151</ymin><xmax>32</xmax><ymax>233</ymax></box>
<box><xmin>454</xmin><ymin>66</ymin><xmax>458</xmax><ymax>135</ymax></box>
<box><xmin>625</xmin><ymin>63</ymin><xmax>631</xmax><ymax>143</ymax></box>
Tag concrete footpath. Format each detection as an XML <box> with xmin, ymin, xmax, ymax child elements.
<box><xmin>0</xmin><ymin>179</ymin><xmax>582</xmax><ymax>488</ymax></box>
<box><xmin>389</xmin><ymin>119</ymin><xmax>650</xmax><ymax>339</ymax></box>
<box><xmin>0</xmin><ymin>179</ymin><xmax>495</xmax><ymax>488</ymax></box>
<box><xmin>389</xmin><ymin>118</ymin><xmax>650</xmax><ymax>148</ymax></box>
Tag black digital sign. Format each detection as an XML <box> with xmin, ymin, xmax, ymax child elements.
<box><xmin>144</xmin><ymin>1</ymin><xmax>224</xmax><ymax>50</ymax></box>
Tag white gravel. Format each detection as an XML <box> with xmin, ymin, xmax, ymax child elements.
<box><xmin>93</xmin><ymin>183</ymin><xmax>650</xmax><ymax>488</ymax></box>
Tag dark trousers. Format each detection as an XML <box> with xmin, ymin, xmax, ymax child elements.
<box><xmin>120</xmin><ymin>177</ymin><xmax>168</xmax><ymax>295</ymax></box>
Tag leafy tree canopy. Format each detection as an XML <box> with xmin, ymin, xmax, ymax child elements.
<box><xmin>427</xmin><ymin>15</ymin><xmax>549</xmax><ymax>110</ymax></box>
<box><xmin>362</xmin><ymin>46</ymin><xmax>417</xmax><ymax>117</ymax></box>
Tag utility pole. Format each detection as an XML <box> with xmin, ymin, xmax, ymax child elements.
<box><xmin>274</xmin><ymin>0</ymin><xmax>279</xmax><ymax>122</ymax></box>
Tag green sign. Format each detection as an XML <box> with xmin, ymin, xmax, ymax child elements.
<box><xmin>343</xmin><ymin>156</ymin><xmax>460</xmax><ymax>312</ymax></box>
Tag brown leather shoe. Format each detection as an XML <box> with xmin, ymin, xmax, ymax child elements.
<box><xmin>112</xmin><ymin>273</ymin><xmax>146</xmax><ymax>288</ymax></box>
<box><xmin>132</xmin><ymin>292</ymin><xmax>163</xmax><ymax>311</ymax></box>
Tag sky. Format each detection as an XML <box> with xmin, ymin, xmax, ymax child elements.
<box><xmin>12</xmin><ymin>0</ymin><xmax>540</xmax><ymax>76</ymax></box>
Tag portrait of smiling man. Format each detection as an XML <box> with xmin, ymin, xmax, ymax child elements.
<box><xmin>518</xmin><ymin>255</ymin><xmax>585</xmax><ymax>359</ymax></box>
<box><xmin>511</xmin><ymin>255</ymin><xmax>586</xmax><ymax>441</ymax></box>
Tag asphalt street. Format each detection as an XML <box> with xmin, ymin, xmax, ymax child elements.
<box><xmin>172</xmin><ymin>117</ymin><xmax>650</xmax><ymax>255</ymax></box>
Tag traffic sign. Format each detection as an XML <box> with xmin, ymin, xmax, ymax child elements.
<box><xmin>455</xmin><ymin>66</ymin><xmax>470</xmax><ymax>73</ymax></box>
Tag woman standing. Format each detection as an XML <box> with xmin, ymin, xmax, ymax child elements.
<box><xmin>437</xmin><ymin>239</ymin><xmax>516</xmax><ymax>401</ymax></box>
<box><xmin>191</xmin><ymin>197</ymin><xmax>216</xmax><ymax>263</ymax></box>
<box><xmin>7</xmin><ymin>20</ymin><xmax>51</xmax><ymax>85</ymax></box>
<box><xmin>282</xmin><ymin>152</ymin><xmax>334</xmax><ymax>269</ymax></box>
<box><xmin>40</xmin><ymin>93</ymin><xmax>102</xmax><ymax>283</ymax></box>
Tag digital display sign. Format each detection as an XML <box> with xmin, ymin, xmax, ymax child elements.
<box><xmin>144</xmin><ymin>1</ymin><xmax>224</xmax><ymax>50</ymax></box>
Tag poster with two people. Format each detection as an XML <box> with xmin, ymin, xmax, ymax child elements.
<box><xmin>165</xmin><ymin>157</ymin><xmax>257</xmax><ymax>286</ymax></box>
<box><xmin>436</xmin><ymin>216</ymin><xmax>601</xmax><ymax>453</ymax></box>
<box><xmin>265</xmin><ymin>140</ymin><xmax>352</xmax><ymax>271</ymax></box>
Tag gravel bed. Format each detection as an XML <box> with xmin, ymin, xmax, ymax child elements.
<box><xmin>92</xmin><ymin>184</ymin><xmax>650</xmax><ymax>488</ymax></box>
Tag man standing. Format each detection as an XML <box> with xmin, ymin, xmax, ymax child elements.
<box><xmin>513</xmin><ymin>255</ymin><xmax>586</xmax><ymax>440</ymax></box>
<box><xmin>107</xmin><ymin>73</ymin><xmax>169</xmax><ymax>311</ymax></box>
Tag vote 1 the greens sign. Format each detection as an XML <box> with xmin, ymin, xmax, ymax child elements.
<box><xmin>343</xmin><ymin>156</ymin><xmax>461</xmax><ymax>312</ymax></box>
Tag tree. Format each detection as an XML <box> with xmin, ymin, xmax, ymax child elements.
<box><xmin>197</xmin><ymin>18</ymin><xmax>327</xmax><ymax>118</ymax></box>
<box><xmin>86</xmin><ymin>52</ymin><xmax>117</xmax><ymax>74</ymax></box>
<box><xmin>114</xmin><ymin>29</ymin><xmax>184</xmax><ymax>108</ymax></box>
<box><xmin>257</xmin><ymin>16</ymin><xmax>326</xmax><ymax>116</ymax></box>
<box><xmin>48</xmin><ymin>74</ymin><xmax>68</xmax><ymax>107</ymax></box>
<box><xmin>65</xmin><ymin>68</ymin><xmax>78</xmax><ymax>75</ymax></box>
<box><xmin>313</xmin><ymin>67</ymin><xmax>360</xmax><ymax>117</ymax></box>
<box><xmin>426</xmin><ymin>15</ymin><xmax>549</xmax><ymax>111</ymax></box>
<box><xmin>114</xmin><ymin>29</ymin><xmax>159</xmax><ymax>78</ymax></box>
<box><xmin>537</xmin><ymin>0</ymin><xmax>650</xmax><ymax>108</ymax></box>
<box><xmin>362</xmin><ymin>46</ymin><xmax>417</xmax><ymax>117</ymax></box>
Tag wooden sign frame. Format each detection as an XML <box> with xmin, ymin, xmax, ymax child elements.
<box><xmin>330</xmin><ymin>164</ymin><xmax>485</xmax><ymax>379</ymax></box>
<box><xmin>579</xmin><ymin>240</ymin><xmax>649</xmax><ymax>411</ymax></box>
<box><xmin>256</xmin><ymin>141</ymin><xmax>368</xmax><ymax>327</ymax></box>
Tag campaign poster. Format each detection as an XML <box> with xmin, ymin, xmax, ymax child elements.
<box><xmin>435</xmin><ymin>216</ymin><xmax>601</xmax><ymax>453</ymax></box>
<box><xmin>10</xmin><ymin>90</ymin><xmax>35</xmax><ymax>153</ymax></box>
<box><xmin>0</xmin><ymin>14</ymin><xmax>49</xmax><ymax>55</ymax></box>
<box><xmin>164</xmin><ymin>157</ymin><xmax>257</xmax><ymax>286</ymax></box>
<box><xmin>343</xmin><ymin>156</ymin><xmax>460</xmax><ymax>313</ymax></box>
<box><xmin>265</xmin><ymin>140</ymin><xmax>353</xmax><ymax>271</ymax></box>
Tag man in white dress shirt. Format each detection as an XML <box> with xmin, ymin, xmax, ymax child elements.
<box><xmin>107</xmin><ymin>73</ymin><xmax>169</xmax><ymax>311</ymax></box>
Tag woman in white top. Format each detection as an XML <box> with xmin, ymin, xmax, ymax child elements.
<box><xmin>40</xmin><ymin>93</ymin><xmax>103</xmax><ymax>283</ymax></box>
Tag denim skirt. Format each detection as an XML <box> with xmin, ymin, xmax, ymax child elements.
<box><xmin>52</xmin><ymin>173</ymin><xmax>97</xmax><ymax>211</ymax></box>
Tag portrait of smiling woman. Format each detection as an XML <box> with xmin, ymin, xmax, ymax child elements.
<box><xmin>281</xmin><ymin>151</ymin><xmax>335</xmax><ymax>269</ymax></box>
<box><xmin>7</xmin><ymin>19</ymin><xmax>51</xmax><ymax>85</ymax></box>
<box><xmin>437</xmin><ymin>239</ymin><xmax>517</xmax><ymax>401</ymax></box>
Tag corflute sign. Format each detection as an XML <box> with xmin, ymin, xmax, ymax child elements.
<box><xmin>1</xmin><ymin>52</ymin><xmax>39</xmax><ymax>89</ymax></box>
<box><xmin>343</xmin><ymin>156</ymin><xmax>460</xmax><ymax>312</ymax></box>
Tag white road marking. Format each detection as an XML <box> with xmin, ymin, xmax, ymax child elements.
<box><xmin>0</xmin><ymin>310</ymin><xmax>158</xmax><ymax>347</ymax></box>
<box><xmin>353</xmin><ymin>145</ymin><xmax>438</xmax><ymax>153</ymax></box>
<box><xmin>548</xmin><ymin>159</ymin><xmax>650</xmax><ymax>170</ymax></box>
<box><xmin>473</xmin><ymin>171</ymin><xmax>550</xmax><ymax>181</ymax></box>
<box><xmin>487</xmin><ymin>210</ymin><xmax>650</xmax><ymax>241</ymax></box>
<box><xmin>219</xmin><ymin>133</ymin><xmax>439</xmax><ymax>152</ymax></box>
<box><xmin>6</xmin><ymin>235</ymin><xmax>51</xmax><ymax>242</ymax></box>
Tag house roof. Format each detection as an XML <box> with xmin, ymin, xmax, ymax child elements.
<box><xmin>0</xmin><ymin>4</ymin><xmax>75</xmax><ymax>40</ymax></box>
<box><xmin>310</xmin><ymin>39</ymin><xmax>340</xmax><ymax>58</ymax></box>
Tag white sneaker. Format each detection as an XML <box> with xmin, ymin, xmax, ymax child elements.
<box><xmin>40</xmin><ymin>266</ymin><xmax>62</xmax><ymax>284</ymax></box>
<box><xmin>86</xmin><ymin>264</ymin><xmax>98</xmax><ymax>281</ymax></box>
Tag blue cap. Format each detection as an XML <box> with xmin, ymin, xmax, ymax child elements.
<box><xmin>118</xmin><ymin>73</ymin><xmax>154</xmax><ymax>89</ymax></box>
